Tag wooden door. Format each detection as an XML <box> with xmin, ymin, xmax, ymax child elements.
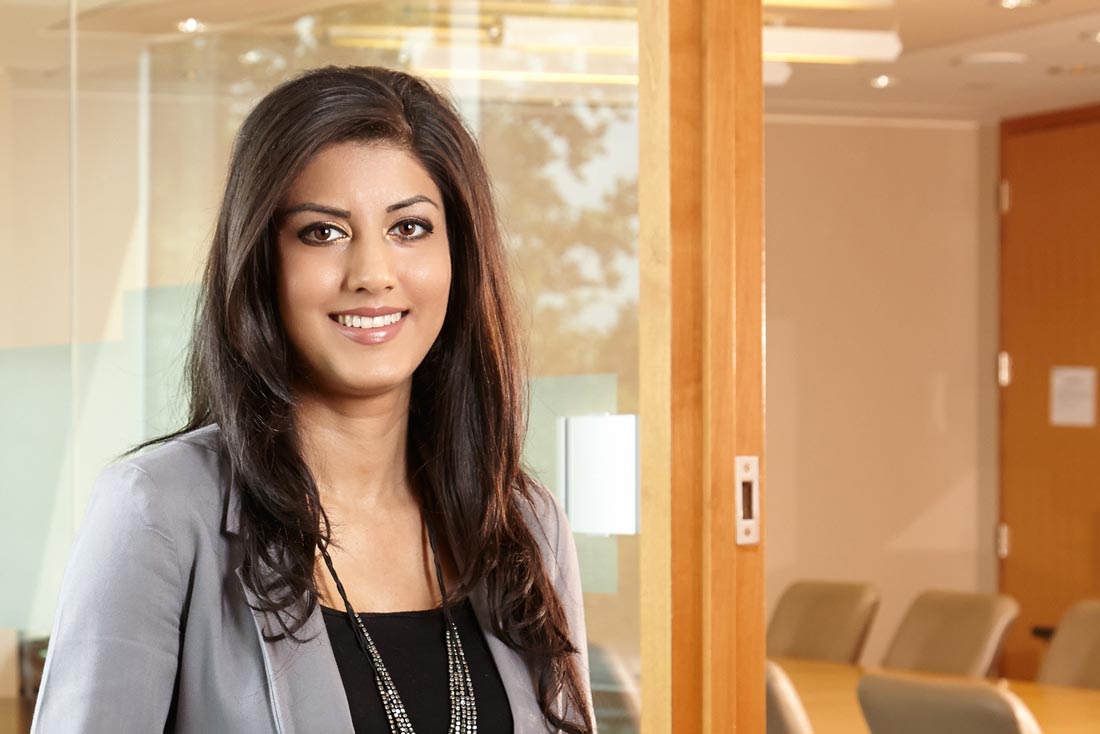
<box><xmin>1000</xmin><ymin>104</ymin><xmax>1100</xmax><ymax>680</ymax></box>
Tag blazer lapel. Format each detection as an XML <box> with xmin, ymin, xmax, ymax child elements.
<box><xmin>470</xmin><ymin>586</ymin><xmax>550</xmax><ymax>734</ymax></box>
<box><xmin>226</xmin><ymin>481</ymin><xmax>354</xmax><ymax>734</ymax></box>
<box><xmin>224</xmin><ymin>471</ymin><xmax>547</xmax><ymax>734</ymax></box>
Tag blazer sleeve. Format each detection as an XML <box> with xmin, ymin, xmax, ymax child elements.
<box><xmin>545</xmin><ymin>491</ymin><xmax>597</xmax><ymax>731</ymax></box>
<box><xmin>32</xmin><ymin>462</ymin><xmax>185</xmax><ymax>733</ymax></box>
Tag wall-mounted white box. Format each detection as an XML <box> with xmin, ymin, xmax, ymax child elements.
<box><xmin>557</xmin><ymin>414</ymin><xmax>638</xmax><ymax>536</ymax></box>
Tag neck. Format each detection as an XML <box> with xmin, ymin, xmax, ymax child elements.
<box><xmin>293</xmin><ymin>381</ymin><xmax>415</xmax><ymax>510</ymax></box>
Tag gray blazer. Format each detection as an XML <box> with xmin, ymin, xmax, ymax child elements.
<box><xmin>32</xmin><ymin>424</ymin><xmax>593</xmax><ymax>733</ymax></box>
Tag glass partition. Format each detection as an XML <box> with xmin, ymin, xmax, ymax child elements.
<box><xmin>4</xmin><ymin>1</ymin><xmax>641</xmax><ymax>730</ymax></box>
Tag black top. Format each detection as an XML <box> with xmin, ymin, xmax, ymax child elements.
<box><xmin>322</xmin><ymin>597</ymin><xmax>514</xmax><ymax>733</ymax></box>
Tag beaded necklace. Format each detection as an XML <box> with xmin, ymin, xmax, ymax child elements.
<box><xmin>319</xmin><ymin>518</ymin><xmax>478</xmax><ymax>734</ymax></box>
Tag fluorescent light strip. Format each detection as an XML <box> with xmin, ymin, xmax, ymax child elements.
<box><xmin>327</xmin><ymin>24</ymin><xmax>488</xmax><ymax>41</ymax></box>
<box><xmin>329</xmin><ymin>38</ymin><xmax>410</xmax><ymax>51</ymax></box>
<box><xmin>763</xmin><ymin>0</ymin><xmax>893</xmax><ymax>7</ymax></box>
<box><xmin>331</xmin><ymin>36</ymin><xmax>636</xmax><ymax>57</ymax></box>
<box><xmin>447</xmin><ymin>1</ymin><xmax>637</xmax><ymax>19</ymax></box>
<box><xmin>763</xmin><ymin>53</ymin><xmax>863</xmax><ymax>64</ymax></box>
<box><xmin>502</xmin><ymin>15</ymin><xmax>636</xmax><ymax>52</ymax></box>
<box><xmin>763</xmin><ymin>26</ymin><xmax>902</xmax><ymax>63</ymax></box>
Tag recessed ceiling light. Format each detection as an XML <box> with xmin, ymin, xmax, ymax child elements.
<box><xmin>1078</xmin><ymin>31</ymin><xmax>1100</xmax><ymax>44</ymax></box>
<box><xmin>959</xmin><ymin>51</ymin><xmax>1028</xmax><ymax>65</ymax></box>
<box><xmin>869</xmin><ymin>74</ymin><xmax>896</xmax><ymax>89</ymax></box>
<box><xmin>994</xmin><ymin>0</ymin><xmax>1044</xmax><ymax>8</ymax></box>
<box><xmin>178</xmin><ymin>17</ymin><xmax>205</xmax><ymax>33</ymax></box>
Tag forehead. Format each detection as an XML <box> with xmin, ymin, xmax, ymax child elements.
<box><xmin>282</xmin><ymin>141</ymin><xmax>442</xmax><ymax>208</ymax></box>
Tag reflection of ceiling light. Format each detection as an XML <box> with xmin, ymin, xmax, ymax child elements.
<box><xmin>1079</xmin><ymin>31</ymin><xmax>1100</xmax><ymax>44</ymax></box>
<box><xmin>869</xmin><ymin>74</ymin><xmax>896</xmax><ymax>88</ymax></box>
<box><xmin>328</xmin><ymin>24</ymin><xmax>487</xmax><ymax>42</ymax></box>
<box><xmin>764</xmin><ymin>61</ymin><xmax>793</xmax><ymax>86</ymax></box>
<box><xmin>501</xmin><ymin>16</ymin><xmax>636</xmax><ymax>55</ymax></box>
<box><xmin>763</xmin><ymin>0</ymin><xmax>893</xmax><ymax>7</ymax></box>
<box><xmin>959</xmin><ymin>51</ymin><xmax>1027</xmax><ymax>65</ymax></box>
<box><xmin>238</xmin><ymin>48</ymin><xmax>288</xmax><ymax>73</ymax></box>
<box><xmin>178</xmin><ymin>18</ymin><xmax>204</xmax><ymax>33</ymax></box>
<box><xmin>763</xmin><ymin>27</ymin><xmax>902</xmax><ymax>64</ymax></box>
<box><xmin>415</xmin><ymin>68</ymin><xmax>637</xmax><ymax>85</ymax></box>
<box><xmin>446</xmin><ymin>1</ymin><xmax>635</xmax><ymax>20</ymax></box>
<box><xmin>995</xmin><ymin>0</ymin><xmax>1043</xmax><ymax>8</ymax></box>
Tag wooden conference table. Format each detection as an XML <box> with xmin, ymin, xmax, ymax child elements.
<box><xmin>775</xmin><ymin>657</ymin><xmax>1100</xmax><ymax>734</ymax></box>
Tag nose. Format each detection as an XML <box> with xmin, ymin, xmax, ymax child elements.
<box><xmin>346</xmin><ymin>233</ymin><xmax>395</xmax><ymax>294</ymax></box>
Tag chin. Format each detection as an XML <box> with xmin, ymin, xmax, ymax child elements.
<box><xmin>340</xmin><ymin>373</ymin><xmax>413</xmax><ymax>398</ymax></box>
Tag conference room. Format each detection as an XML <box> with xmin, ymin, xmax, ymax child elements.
<box><xmin>764</xmin><ymin>0</ymin><xmax>1100</xmax><ymax>732</ymax></box>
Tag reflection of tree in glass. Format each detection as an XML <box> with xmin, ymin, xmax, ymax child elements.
<box><xmin>480</xmin><ymin>101</ymin><xmax>640</xmax><ymax>414</ymax></box>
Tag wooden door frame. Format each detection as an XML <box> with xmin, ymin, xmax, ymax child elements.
<box><xmin>639</xmin><ymin>1</ymin><xmax>765</xmax><ymax>731</ymax></box>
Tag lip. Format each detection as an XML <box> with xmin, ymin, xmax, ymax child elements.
<box><xmin>330</xmin><ymin>310</ymin><xmax>408</xmax><ymax>346</ymax></box>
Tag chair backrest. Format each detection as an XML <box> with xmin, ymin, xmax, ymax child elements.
<box><xmin>586</xmin><ymin>643</ymin><xmax>640</xmax><ymax>729</ymax></box>
<box><xmin>767</xmin><ymin>580</ymin><xmax>880</xmax><ymax>663</ymax></box>
<box><xmin>1037</xmin><ymin>598</ymin><xmax>1100</xmax><ymax>688</ymax></box>
<box><xmin>857</xmin><ymin>672</ymin><xmax>1041</xmax><ymax>734</ymax></box>
<box><xmin>881</xmin><ymin>590</ymin><xmax>1019</xmax><ymax>677</ymax></box>
<box><xmin>766</xmin><ymin>660</ymin><xmax>813</xmax><ymax>734</ymax></box>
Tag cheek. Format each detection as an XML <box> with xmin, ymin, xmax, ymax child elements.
<box><xmin>405</xmin><ymin>249</ymin><xmax>452</xmax><ymax>315</ymax></box>
<box><xmin>277</xmin><ymin>249</ymin><xmax>342</xmax><ymax>331</ymax></box>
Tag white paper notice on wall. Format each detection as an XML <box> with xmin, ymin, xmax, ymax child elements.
<box><xmin>1050</xmin><ymin>366</ymin><xmax>1097</xmax><ymax>427</ymax></box>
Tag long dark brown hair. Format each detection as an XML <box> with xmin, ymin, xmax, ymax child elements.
<box><xmin>135</xmin><ymin>66</ymin><xmax>591</xmax><ymax>733</ymax></box>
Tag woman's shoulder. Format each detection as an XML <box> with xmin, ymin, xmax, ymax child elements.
<box><xmin>519</xmin><ymin>480</ymin><xmax>575</xmax><ymax>574</ymax></box>
<box><xmin>89</xmin><ymin>424</ymin><xmax>229</xmax><ymax>539</ymax></box>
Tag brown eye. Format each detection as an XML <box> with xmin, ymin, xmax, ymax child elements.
<box><xmin>390</xmin><ymin>219</ymin><xmax>432</xmax><ymax>241</ymax></box>
<box><xmin>298</xmin><ymin>223</ymin><xmax>347</xmax><ymax>245</ymax></box>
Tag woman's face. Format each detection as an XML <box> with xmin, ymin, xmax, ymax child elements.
<box><xmin>275</xmin><ymin>141</ymin><xmax>451</xmax><ymax>400</ymax></box>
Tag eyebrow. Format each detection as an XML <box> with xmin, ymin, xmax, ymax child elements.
<box><xmin>278</xmin><ymin>195</ymin><xmax>439</xmax><ymax>221</ymax></box>
<box><xmin>278</xmin><ymin>203</ymin><xmax>351</xmax><ymax>220</ymax></box>
<box><xmin>386</xmin><ymin>195</ymin><xmax>439</xmax><ymax>213</ymax></box>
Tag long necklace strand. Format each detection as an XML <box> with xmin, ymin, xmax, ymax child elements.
<box><xmin>319</xmin><ymin>519</ymin><xmax>478</xmax><ymax>734</ymax></box>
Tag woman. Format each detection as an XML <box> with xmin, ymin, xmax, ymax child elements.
<box><xmin>32</xmin><ymin>66</ymin><xmax>594</xmax><ymax>734</ymax></box>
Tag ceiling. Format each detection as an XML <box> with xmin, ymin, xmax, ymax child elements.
<box><xmin>766</xmin><ymin>0</ymin><xmax>1100</xmax><ymax>121</ymax></box>
<box><xmin>1</xmin><ymin>0</ymin><xmax>1099</xmax><ymax>120</ymax></box>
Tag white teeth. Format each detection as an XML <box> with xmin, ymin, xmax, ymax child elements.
<box><xmin>336</xmin><ymin>312</ymin><xmax>404</xmax><ymax>330</ymax></box>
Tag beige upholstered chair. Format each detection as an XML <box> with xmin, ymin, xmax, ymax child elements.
<box><xmin>1037</xmin><ymin>598</ymin><xmax>1100</xmax><ymax>689</ymax></box>
<box><xmin>881</xmin><ymin>590</ymin><xmax>1018</xmax><ymax>677</ymax></box>
<box><xmin>767</xmin><ymin>580</ymin><xmax>880</xmax><ymax>663</ymax></box>
<box><xmin>766</xmin><ymin>661</ymin><xmax>813</xmax><ymax>734</ymax></box>
<box><xmin>857</xmin><ymin>672</ymin><xmax>1041</xmax><ymax>734</ymax></box>
<box><xmin>587</xmin><ymin>643</ymin><xmax>640</xmax><ymax>730</ymax></box>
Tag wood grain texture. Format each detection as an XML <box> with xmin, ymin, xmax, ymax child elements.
<box><xmin>638</xmin><ymin>0</ymin><xmax>675</xmax><ymax>731</ymax></box>
<box><xmin>774</xmin><ymin>657</ymin><xmax>1100</xmax><ymax>734</ymax></box>
<box><xmin>640</xmin><ymin>0</ymin><xmax>765</xmax><ymax>732</ymax></box>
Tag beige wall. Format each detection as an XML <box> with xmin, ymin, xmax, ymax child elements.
<box><xmin>764</xmin><ymin>116</ymin><xmax>1001</xmax><ymax>664</ymax></box>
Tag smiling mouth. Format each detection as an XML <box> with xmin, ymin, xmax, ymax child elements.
<box><xmin>330</xmin><ymin>311</ymin><xmax>408</xmax><ymax>329</ymax></box>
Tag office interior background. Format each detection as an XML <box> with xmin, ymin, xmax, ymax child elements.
<box><xmin>3</xmin><ymin>0</ymin><xmax>1100</xmax><ymax>731</ymax></box>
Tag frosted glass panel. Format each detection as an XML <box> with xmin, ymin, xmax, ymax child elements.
<box><xmin>4</xmin><ymin>2</ymin><xmax>641</xmax><ymax>730</ymax></box>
